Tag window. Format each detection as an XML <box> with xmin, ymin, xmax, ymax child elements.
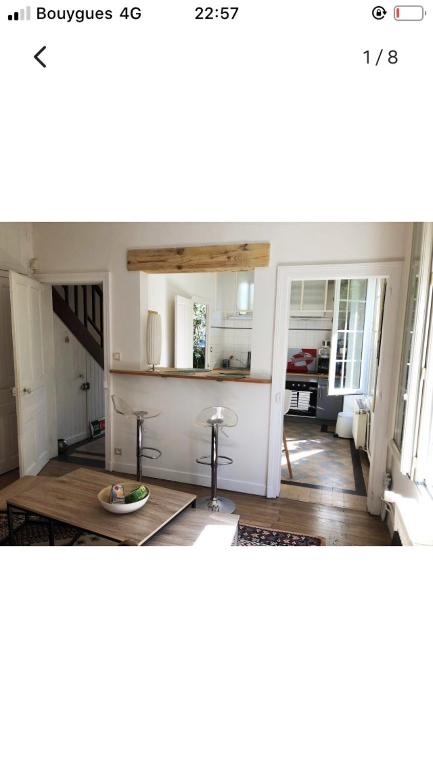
<box><xmin>328</xmin><ymin>278</ymin><xmax>375</xmax><ymax>396</ymax></box>
<box><xmin>393</xmin><ymin>223</ymin><xmax>433</xmax><ymax>477</ymax></box>
<box><xmin>394</xmin><ymin>225</ymin><xmax>424</xmax><ymax>451</ymax></box>
<box><xmin>367</xmin><ymin>279</ymin><xmax>386</xmax><ymax>408</ymax></box>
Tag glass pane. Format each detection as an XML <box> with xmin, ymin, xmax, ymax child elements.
<box><xmin>193</xmin><ymin>303</ymin><xmax>207</xmax><ymax>369</ymax></box>
<box><xmin>326</xmin><ymin>281</ymin><xmax>335</xmax><ymax>312</ymax></box>
<box><xmin>302</xmin><ymin>280</ymin><xmax>326</xmax><ymax>310</ymax></box>
<box><xmin>338</xmin><ymin>307</ymin><xmax>348</xmax><ymax>330</ymax></box>
<box><xmin>337</xmin><ymin>331</ymin><xmax>347</xmax><ymax>361</ymax></box>
<box><xmin>290</xmin><ymin>281</ymin><xmax>302</xmax><ymax>310</ymax></box>
<box><xmin>332</xmin><ymin>278</ymin><xmax>368</xmax><ymax>392</ymax></box>
<box><xmin>346</xmin><ymin>331</ymin><xmax>363</xmax><ymax>361</ymax></box>
<box><xmin>349</xmin><ymin>279</ymin><xmax>368</xmax><ymax>301</ymax></box>
<box><xmin>345</xmin><ymin>359</ymin><xmax>362</xmax><ymax>389</ymax></box>
<box><xmin>340</xmin><ymin>280</ymin><xmax>349</xmax><ymax>300</ymax></box>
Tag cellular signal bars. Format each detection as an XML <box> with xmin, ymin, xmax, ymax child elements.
<box><xmin>8</xmin><ymin>7</ymin><xmax>31</xmax><ymax>21</ymax></box>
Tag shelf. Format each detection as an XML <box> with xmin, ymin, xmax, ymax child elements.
<box><xmin>110</xmin><ymin>367</ymin><xmax>271</xmax><ymax>384</ymax></box>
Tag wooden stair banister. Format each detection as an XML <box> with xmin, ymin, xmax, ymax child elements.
<box><xmin>52</xmin><ymin>286</ymin><xmax>104</xmax><ymax>368</ymax></box>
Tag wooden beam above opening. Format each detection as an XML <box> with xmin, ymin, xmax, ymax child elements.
<box><xmin>127</xmin><ymin>242</ymin><xmax>270</xmax><ymax>274</ymax></box>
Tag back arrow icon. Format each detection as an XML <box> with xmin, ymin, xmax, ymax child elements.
<box><xmin>34</xmin><ymin>46</ymin><xmax>47</xmax><ymax>68</ymax></box>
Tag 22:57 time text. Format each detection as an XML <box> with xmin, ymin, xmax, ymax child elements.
<box><xmin>195</xmin><ymin>7</ymin><xmax>239</xmax><ymax>20</ymax></box>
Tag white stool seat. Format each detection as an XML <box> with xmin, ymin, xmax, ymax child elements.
<box><xmin>111</xmin><ymin>395</ymin><xmax>159</xmax><ymax>420</ymax></box>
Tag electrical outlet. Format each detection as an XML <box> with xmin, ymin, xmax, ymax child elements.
<box><xmin>113</xmin><ymin>352</ymin><xmax>121</xmax><ymax>361</ymax></box>
<box><xmin>114</xmin><ymin>448</ymin><xmax>122</xmax><ymax>456</ymax></box>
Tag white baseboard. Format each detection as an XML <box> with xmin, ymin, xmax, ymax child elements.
<box><xmin>111</xmin><ymin>460</ymin><xmax>266</xmax><ymax>497</ymax></box>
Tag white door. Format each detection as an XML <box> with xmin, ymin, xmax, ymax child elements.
<box><xmin>174</xmin><ymin>295</ymin><xmax>193</xmax><ymax>368</ymax></box>
<box><xmin>0</xmin><ymin>275</ymin><xmax>18</xmax><ymax>474</ymax></box>
<box><xmin>9</xmin><ymin>272</ymin><xmax>57</xmax><ymax>475</ymax></box>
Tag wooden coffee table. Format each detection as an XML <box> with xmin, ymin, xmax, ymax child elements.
<box><xmin>6</xmin><ymin>468</ymin><xmax>197</xmax><ymax>546</ymax></box>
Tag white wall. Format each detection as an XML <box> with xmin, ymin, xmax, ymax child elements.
<box><xmin>33</xmin><ymin>224</ymin><xmax>142</xmax><ymax>367</ymax></box>
<box><xmin>287</xmin><ymin>316</ymin><xmax>332</xmax><ymax>353</ymax></box>
<box><xmin>54</xmin><ymin>315</ymin><xmax>105</xmax><ymax>444</ymax></box>
<box><xmin>0</xmin><ymin>223</ymin><xmax>33</xmax><ymax>273</ymax></box>
<box><xmin>33</xmin><ymin>223</ymin><xmax>411</xmax><ymax>495</ymax></box>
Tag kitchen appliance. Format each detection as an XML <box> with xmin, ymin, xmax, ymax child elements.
<box><xmin>317</xmin><ymin>340</ymin><xmax>330</xmax><ymax>374</ymax></box>
<box><xmin>285</xmin><ymin>379</ymin><xmax>318</xmax><ymax>417</ymax></box>
<box><xmin>317</xmin><ymin>380</ymin><xmax>343</xmax><ymax>421</ymax></box>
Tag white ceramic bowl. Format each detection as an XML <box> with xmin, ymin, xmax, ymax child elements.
<box><xmin>97</xmin><ymin>482</ymin><xmax>150</xmax><ymax>515</ymax></box>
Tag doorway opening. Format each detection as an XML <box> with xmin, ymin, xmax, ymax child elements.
<box><xmin>267</xmin><ymin>262</ymin><xmax>401</xmax><ymax>514</ymax></box>
<box><xmin>52</xmin><ymin>283</ymin><xmax>105</xmax><ymax>468</ymax></box>
<box><xmin>280</xmin><ymin>277</ymin><xmax>386</xmax><ymax>510</ymax></box>
<box><xmin>0</xmin><ymin>272</ymin><xmax>19</xmax><ymax>486</ymax></box>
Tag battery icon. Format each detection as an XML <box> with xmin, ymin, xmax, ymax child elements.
<box><xmin>394</xmin><ymin>5</ymin><xmax>425</xmax><ymax>19</ymax></box>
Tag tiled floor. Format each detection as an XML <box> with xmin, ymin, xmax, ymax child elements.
<box><xmin>281</xmin><ymin>418</ymin><xmax>369</xmax><ymax>512</ymax></box>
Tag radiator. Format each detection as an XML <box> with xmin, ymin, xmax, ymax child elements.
<box><xmin>352</xmin><ymin>409</ymin><xmax>369</xmax><ymax>450</ymax></box>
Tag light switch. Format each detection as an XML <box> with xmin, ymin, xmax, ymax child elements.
<box><xmin>113</xmin><ymin>352</ymin><xmax>121</xmax><ymax>361</ymax></box>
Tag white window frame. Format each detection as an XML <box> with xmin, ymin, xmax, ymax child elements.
<box><xmin>328</xmin><ymin>278</ymin><xmax>376</xmax><ymax>397</ymax></box>
<box><xmin>397</xmin><ymin>223</ymin><xmax>433</xmax><ymax>477</ymax></box>
<box><xmin>412</xmin><ymin>271</ymin><xmax>433</xmax><ymax>488</ymax></box>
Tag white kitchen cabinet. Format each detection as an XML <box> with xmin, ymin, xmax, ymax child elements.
<box><xmin>216</xmin><ymin>271</ymin><xmax>254</xmax><ymax>315</ymax></box>
<box><xmin>290</xmin><ymin>280</ymin><xmax>335</xmax><ymax>316</ymax></box>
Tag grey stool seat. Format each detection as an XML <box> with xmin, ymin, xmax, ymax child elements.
<box><xmin>196</xmin><ymin>406</ymin><xmax>238</xmax><ymax>513</ymax></box>
<box><xmin>112</xmin><ymin>395</ymin><xmax>161</xmax><ymax>481</ymax></box>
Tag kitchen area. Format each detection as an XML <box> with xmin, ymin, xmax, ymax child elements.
<box><xmin>286</xmin><ymin>279</ymin><xmax>342</xmax><ymax>423</ymax></box>
<box><xmin>282</xmin><ymin>278</ymin><xmax>369</xmax><ymax>511</ymax></box>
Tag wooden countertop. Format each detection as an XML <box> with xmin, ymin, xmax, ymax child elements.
<box><xmin>110</xmin><ymin>367</ymin><xmax>271</xmax><ymax>384</ymax></box>
<box><xmin>286</xmin><ymin>372</ymin><xmax>329</xmax><ymax>379</ymax></box>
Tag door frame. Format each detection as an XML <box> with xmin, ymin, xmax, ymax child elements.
<box><xmin>37</xmin><ymin>271</ymin><xmax>112</xmax><ymax>471</ymax></box>
<box><xmin>267</xmin><ymin>261</ymin><xmax>401</xmax><ymax>514</ymax></box>
<box><xmin>0</xmin><ymin>273</ymin><xmax>19</xmax><ymax>475</ymax></box>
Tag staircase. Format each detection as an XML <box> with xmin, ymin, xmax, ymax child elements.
<box><xmin>52</xmin><ymin>284</ymin><xmax>104</xmax><ymax>368</ymax></box>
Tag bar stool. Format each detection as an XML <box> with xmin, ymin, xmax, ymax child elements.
<box><xmin>112</xmin><ymin>395</ymin><xmax>161</xmax><ymax>482</ymax></box>
<box><xmin>196</xmin><ymin>406</ymin><xmax>238</xmax><ymax>513</ymax></box>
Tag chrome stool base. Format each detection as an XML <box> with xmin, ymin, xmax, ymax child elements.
<box><xmin>111</xmin><ymin>397</ymin><xmax>161</xmax><ymax>484</ymax></box>
<box><xmin>136</xmin><ymin>415</ymin><xmax>161</xmax><ymax>482</ymax></box>
<box><xmin>195</xmin><ymin>496</ymin><xmax>237</xmax><ymax>514</ymax></box>
<box><xmin>195</xmin><ymin>415</ymin><xmax>237</xmax><ymax>514</ymax></box>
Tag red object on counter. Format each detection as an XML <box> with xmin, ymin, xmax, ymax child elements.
<box><xmin>287</xmin><ymin>348</ymin><xmax>317</xmax><ymax>373</ymax></box>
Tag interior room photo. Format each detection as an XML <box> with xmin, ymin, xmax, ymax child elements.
<box><xmin>0</xmin><ymin>221</ymin><xmax>432</xmax><ymax>546</ymax></box>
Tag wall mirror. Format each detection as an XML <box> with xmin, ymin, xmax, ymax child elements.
<box><xmin>147</xmin><ymin>270</ymin><xmax>255</xmax><ymax>371</ymax></box>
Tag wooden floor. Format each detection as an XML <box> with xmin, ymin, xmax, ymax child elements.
<box><xmin>36</xmin><ymin>459</ymin><xmax>390</xmax><ymax>546</ymax></box>
<box><xmin>0</xmin><ymin>469</ymin><xmax>19</xmax><ymax>491</ymax></box>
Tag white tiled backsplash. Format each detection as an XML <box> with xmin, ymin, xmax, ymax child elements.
<box><xmin>287</xmin><ymin>316</ymin><xmax>332</xmax><ymax>351</ymax></box>
<box><xmin>211</xmin><ymin>312</ymin><xmax>252</xmax><ymax>368</ymax></box>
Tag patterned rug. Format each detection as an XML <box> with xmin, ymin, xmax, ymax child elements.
<box><xmin>238</xmin><ymin>524</ymin><xmax>324</xmax><ymax>546</ymax></box>
<box><xmin>1</xmin><ymin>516</ymin><xmax>324</xmax><ymax>547</ymax></box>
<box><xmin>0</xmin><ymin>514</ymin><xmax>79</xmax><ymax>546</ymax></box>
